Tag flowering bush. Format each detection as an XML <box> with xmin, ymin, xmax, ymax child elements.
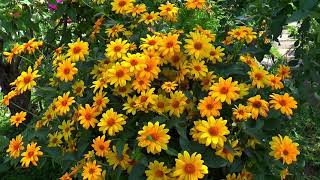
<box><xmin>0</xmin><ymin>0</ymin><xmax>304</xmax><ymax>179</ymax></box>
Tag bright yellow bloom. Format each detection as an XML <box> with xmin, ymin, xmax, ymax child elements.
<box><xmin>106</xmin><ymin>144</ymin><xmax>132</xmax><ymax>170</ymax></box>
<box><xmin>159</xmin><ymin>2</ymin><xmax>179</xmax><ymax>21</ymax></box>
<box><xmin>7</xmin><ymin>134</ymin><xmax>24</xmax><ymax>158</ymax></box>
<box><xmin>67</xmin><ymin>38</ymin><xmax>89</xmax><ymax>62</ymax></box>
<box><xmin>1</xmin><ymin>90</ymin><xmax>16</xmax><ymax>106</ymax></box>
<box><xmin>198</xmin><ymin>96</ymin><xmax>222</xmax><ymax>118</ymax></box>
<box><xmin>78</xmin><ymin>104</ymin><xmax>99</xmax><ymax>129</ymax></box>
<box><xmin>123</xmin><ymin>96</ymin><xmax>138</xmax><ymax>115</ymax></box>
<box><xmin>248</xmin><ymin>67</ymin><xmax>269</xmax><ymax>88</ymax></box>
<box><xmin>209</xmin><ymin>77</ymin><xmax>240</xmax><ymax>104</ymax></box>
<box><xmin>269</xmin><ymin>135</ymin><xmax>300</xmax><ymax>165</ymax></box>
<box><xmin>173</xmin><ymin>151</ymin><xmax>208</xmax><ymax>180</ymax></box>
<box><xmin>111</xmin><ymin>0</ymin><xmax>134</xmax><ymax>14</ymax></box>
<box><xmin>48</xmin><ymin>132</ymin><xmax>63</xmax><ymax>147</ymax></box>
<box><xmin>140</xmin><ymin>34</ymin><xmax>161</xmax><ymax>51</ymax></box>
<box><xmin>168</xmin><ymin>91</ymin><xmax>188</xmax><ymax>117</ymax></box>
<box><xmin>56</xmin><ymin>59</ymin><xmax>78</xmax><ymax>82</ymax></box>
<box><xmin>137</xmin><ymin>122</ymin><xmax>171</xmax><ymax>154</ymax></box>
<box><xmin>159</xmin><ymin>33</ymin><xmax>181</xmax><ymax>57</ymax></box>
<box><xmin>132</xmin><ymin>77</ymin><xmax>151</xmax><ymax>93</ymax></box>
<box><xmin>20</xmin><ymin>142</ymin><xmax>43</xmax><ymax>167</ymax></box>
<box><xmin>189</xmin><ymin>60</ymin><xmax>208</xmax><ymax>79</ymax></box>
<box><xmin>58</xmin><ymin>120</ymin><xmax>75</xmax><ymax>141</ymax></box>
<box><xmin>185</xmin><ymin>0</ymin><xmax>206</xmax><ymax>9</ymax></box>
<box><xmin>106</xmin><ymin>62</ymin><xmax>131</xmax><ymax>87</ymax></box>
<box><xmin>194</xmin><ymin>117</ymin><xmax>230</xmax><ymax>148</ymax></box>
<box><xmin>277</xmin><ymin>65</ymin><xmax>291</xmax><ymax>80</ymax></box>
<box><xmin>55</xmin><ymin>92</ymin><xmax>75</xmax><ymax>115</ymax></box>
<box><xmin>208</xmin><ymin>46</ymin><xmax>225</xmax><ymax>63</ymax></box>
<box><xmin>105</xmin><ymin>38</ymin><xmax>130</xmax><ymax>60</ymax></box>
<box><xmin>200</xmin><ymin>72</ymin><xmax>216</xmax><ymax>91</ymax></box>
<box><xmin>10</xmin><ymin>111</ymin><xmax>27</xmax><ymax>127</ymax></box>
<box><xmin>247</xmin><ymin>95</ymin><xmax>269</xmax><ymax>119</ymax></box>
<box><xmin>268</xmin><ymin>75</ymin><xmax>284</xmax><ymax>90</ymax></box>
<box><xmin>184</xmin><ymin>31</ymin><xmax>212</xmax><ymax>59</ymax></box>
<box><xmin>72</xmin><ymin>80</ymin><xmax>86</xmax><ymax>97</ymax></box>
<box><xmin>269</xmin><ymin>93</ymin><xmax>298</xmax><ymax>116</ymax></box>
<box><xmin>122</xmin><ymin>53</ymin><xmax>146</xmax><ymax>72</ymax></box>
<box><xmin>152</xmin><ymin>95</ymin><xmax>168</xmax><ymax>114</ymax></box>
<box><xmin>139</xmin><ymin>11</ymin><xmax>160</xmax><ymax>25</ymax></box>
<box><xmin>98</xmin><ymin>108</ymin><xmax>126</xmax><ymax>136</ymax></box>
<box><xmin>137</xmin><ymin>57</ymin><xmax>160</xmax><ymax>81</ymax></box>
<box><xmin>128</xmin><ymin>3</ymin><xmax>146</xmax><ymax>17</ymax></box>
<box><xmin>14</xmin><ymin>67</ymin><xmax>41</xmax><ymax>93</ymax></box>
<box><xmin>92</xmin><ymin>135</ymin><xmax>111</xmax><ymax>157</ymax></box>
<box><xmin>161</xmin><ymin>81</ymin><xmax>178</xmax><ymax>93</ymax></box>
<box><xmin>240</xmin><ymin>54</ymin><xmax>259</xmax><ymax>68</ymax></box>
<box><xmin>215</xmin><ymin>140</ymin><xmax>242</xmax><ymax>163</ymax></box>
<box><xmin>93</xmin><ymin>91</ymin><xmax>109</xmax><ymax>113</ymax></box>
<box><xmin>145</xmin><ymin>160</ymin><xmax>171</xmax><ymax>180</ymax></box>
<box><xmin>113</xmin><ymin>83</ymin><xmax>133</xmax><ymax>97</ymax></box>
<box><xmin>105</xmin><ymin>24</ymin><xmax>125</xmax><ymax>38</ymax></box>
<box><xmin>232</xmin><ymin>104</ymin><xmax>251</xmax><ymax>121</ymax></box>
<box><xmin>82</xmin><ymin>161</ymin><xmax>102</xmax><ymax>180</ymax></box>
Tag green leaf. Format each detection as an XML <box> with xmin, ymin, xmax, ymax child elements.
<box><xmin>0</xmin><ymin>135</ymin><xmax>9</xmax><ymax>151</ymax></box>
<box><xmin>165</xmin><ymin>147</ymin><xmax>179</xmax><ymax>156</ymax></box>
<box><xmin>203</xmin><ymin>150</ymin><xmax>228</xmax><ymax>168</ymax></box>
<box><xmin>128</xmin><ymin>163</ymin><xmax>145</xmax><ymax>180</ymax></box>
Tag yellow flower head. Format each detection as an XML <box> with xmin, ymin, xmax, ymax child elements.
<box><xmin>105</xmin><ymin>38</ymin><xmax>130</xmax><ymax>60</ymax></box>
<box><xmin>208</xmin><ymin>46</ymin><xmax>225</xmax><ymax>64</ymax></box>
<box><xmin>145</xmin><ymin>160</ymin><xmax>171</xmax><ymax>180</ymax></box>
<box><xmin>15</xmin><ymin>67</ymin><xmax>41</xmax><ymax>94</ymax></box>
<box><xmin>67</xmin><ymin>38</ymin><xmax>89</xmax><ymax>62</ymax></box>
<box><xmin>209</xmin><ymin>77</ymin><xmax>240</xmax><ymax>104</ymax></box>
<box><xmin>106</xmin><ymin>62</ymin><xmax>132</xmax><ymax>87</ymax></box>
<box><xmin>82</xmin><ymin>160</ymin><xmax>102</xmax><ymax>180</ymax></box>
<box><xmin>159</xmin><ymin>33</ymin><xmax>181</xmax><ymax>57</ymax></box>
<box><xmin>55</xmin><ymin>92</ymin><xmax>75</xmax><ymax>115</ymax></box>
<box><xmin>48</xmin><ymin>132</ymin><xmax>63</xmax><ymax>147</ymax></box>
<box><xmin>232</xmin><ymin>104</ymin><xmax>251</xmax><ymax>122</ymax></box>
<box><xmin>105</xmin><ymin>24</ymin><xmax>125</xmax><ymax>38</ymax></box>
<box><xmin>277</xmin><ymin>65</ymin><xmax>291</xmax><ymax>80</ymax></box>
<box><xmin>247</xmin><ymin>95</ymin><xmax>269</xmax><ymax>119</ymax></box>
<box><xmin>184</xmin><ymin>31</ymin><xmax>212</xmax><ymax>59</ymax></box>
<box><xmin>185</xmin><ymin>0</ymin><xmax>206</xmax><ymax>9</ymax></box>
<box><xmin>111</xmin><ymin>0</ymin><xmax>134</xmax><ymax>14</ymax></box>
<box><xmin>92</xmin><ymin>135</ymin><xmax>111</xmax><ymax>157</ymax></box>
<box><xmin>269</xmin><ymin>93</ymin><xmax>298</xmax><ymax>117</ymax></box>
<box><xmin>7</xmin><ymin>134</ymin><xmax>24</xmax><ymax>158</ymax></box>
<box><xmin>58</xmin><ymin>120</ymin><xmax>75</xmax><ymax>141</ymax></box>
<box><xmin>168</xmin><ymin>91</ymin><xmax>188</xmax><ymax>117</ymax></box>
<box><xmin>106</xmin><ymin>144</ymin><xmax>132</xmax><ymax>170</ymax></box>
<box><xmin>98</xmin><ymin>108</ymin><xmax>127</xmax><ymax>136</ymax></box>
<box><xmin>161</xmin><ymin>81</ymin><xmax>178</xmax><ymax>93</ymax></box>
<box><xmin>10</xmin><ymin>111</ymin><xmax>27</xmax><ymax>127</ymax></box>
<box><xmin>56</xmin><ymin>59</ymin><xmax>78</xmax><ymax>82</ymax></box>
<box><xmin>189</xmin><ymin>59</ymin><xmax>208</xmax><ymax>79</ymax></box>
<box><xmin>215</xmin><ymin>139</ymin><xmax>242</xmax><ymax>163</ymax></box>
<box><xmin>78</xmin><ymin>104</ymin><xmax>99</xmax><ymax>129</ymax></box>
<box><xmin>72</xmin><ymin>80</ymin><xmax>86</xmax><ymax>97</ymax></box>
<box><xmin>248</xmin><ymin>67</ymin><xmax>269</xmax><ymax>88</ymax></box>
<box><xmin>269</xmin><ymin>135</ymin><xmax>300</xmax><ymax>165</ymax></box>
<box><xmin>198</xmin><ymin>96</ymin><xmax>222</xmax><ymax>118</ymax></box>
<box><xmin>268</xmin><ymin>75</ymin><xmax>284</xmax><ymax>90</ymax></box>
<box><xmin>139</xmin><ymin>11</ymin><xmax>161</xmax><ymax>25</ymax></box>
<box><xmin>20</xmin><ymin>142</ymin><xmax>43</xmax><ymax>167</ymax></box>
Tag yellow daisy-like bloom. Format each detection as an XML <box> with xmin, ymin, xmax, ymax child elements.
<box><xmin>268</xmin><ymin>75</ymin><xmax>284</xmax><ymax>90</ymax></box>
<box><xmin>189</xmin><ymin>60</ymin><xmax>208</xmax><ymax>79</ymax></box>
<box><xmin>82</xmin><ymin>161</ymin><xmax>102</xmax><ymax>180</ymax></box>
<box><xmin>48</xmin><ymin>132</ymin><xmax>63</xmax><ymax>147</ymax></box>
<box><xmin>122</xmin><ymin>53</ymin><xmax>146</xmax><ymax>72</ymax></box>
<box><xmin>58</xmin><ymin>120</ymin><xmax>75</xmax><ymax>141</ymax></box>
<box><xmin>59</xmin><ymin>172</ymin><xmax>72</xmax><ymax>180</ymax></box>
<box><xmin>184</xmin><ymin>31</ymin><xmax>212</xmax><ymax>59</ymax></box>
<box><xmin>173</xmin><ymin>151</ymin><xmax>208</xmax><ymax>180</ymax></box>
<box><xmin>228</xmin><ymin>28</ymin><xmax>247</xmax><ymax>41</ymax></box>
<box><xmin>198</xmin><ymin>96</ymin><xmax>222</xmax><ymax>118</ymax></box>
<box><xmin>106</xmin><ymin>62</ymin><xmax>131</xmax><ymax>87</ymax></box>
<box><xmin>72</xmin><ymin>80</ymin><xmax>86</xmax><ymax>97</ymax></box>
<box><xmin>195</xmin><ymin>116</ymin><xmax>230</xmax><ymax>148</ymax></box>
<box><xmin>247</xmin><ymin>95</ymin><xmax>269</xmax><ymax>119</ymax></box>
<box><xmin>128</xmin><ymin>3</ymin><xmax>146</xmax><ymax>17</ymax></box>
<box><xmin>248</xmin><ymin>67</ymin><xmax>269</xmax><ymax>88</ymax></box>
<box><xmin>269</xmin><ymin>93</ymin><xmax>298</xmax><ymax>117</ymax></box>
<box><xmin>137</xmin><ymin>121</ymin><xmax>171</xmax><ymax>154</ymax></box>
<box><xmin>137</xmin><ymin>57</ymin><xmax>161</xmax><ymax>81</ymax></box>
<box><xmin>158</xmin><ymin>2</ymin><xmax>179</xmax><ymax>21</ymax></box>
<box><xmin>152</xmin><ymin>95</ymin><xmax>168</xmax><ymax>114</ymax></box>
<box><xmin>237</xmin><ymin>83</ymin><xmax>250</xmax><ymax>98</ymax></box>
<box><xmin>140</xmin><ymin>34</ymin><xmax>161</xmax><ymax>51</ymax></box>
<box><xmin>132</xmin><ymin>77</ymin><xmax>151</xmax><ymax>93</ymax></box>
<box><xmin>91</xmin><ymin>78</ymin><xmax>108</xmax><ymax>93</ymax></box>
<box><xmin>167</xmin><ymin>52</ymin><xmax>187</xmax><ymax>69</ymax></box>
<box><xmin>240</xmin><ymin>54</ymin><xmax>259</xmax><ymax>68</ymax></box>
<box><xmin>10</xmin><ymin>111</ymin><xmax>27</xmax><ymax>127</ymax></box>
<box><xmin>78</xmin><ymin>104</ymin><xmax>99</xmax><ymax>129</ymax></box>
<box><xmin>98</xmin><ymin>108</ymin><xmax>127</xmax><ymax>136</ymax></box>
<box><xmin>111</xmin><ymin>0</ymin><xmax>134</xmax><ymax>14</ymax></box>
<box><xmin>225</xmin><ymin>173</ymin><xmax>238</xmax><ymax>180</ymax></box>
<box><xmin>55</xmin><ymin>92</ymin><xmax>75</xmax><ymax>115</ymax></box>
<box><xmin>200</xmin><ymin>72</ymin><xmax>216</xmax><ymax>91</ymax></box>
<box><xmin>91</xmin><ymin>135</ymin><xmax>111</xmax><ymax>157</ymax></box>
<box><xmin>208</xmin><ymin>46</ymin><xmax>225</xmax><ymax>63</ymax></box>
<box><xmin>20</xmin><ymin>142</ymin><xmax>43</xmax><ymax>167</ymax></box>
<box><xmin>1</xmin><ymin>90</ymin><xmax>16</xmax><ymax>106</ymax></box>
<box><xmin>105</xmin><ymin>38</ymin><xmax>130</xmax><ymax>60</ymax></box>
<box><xmin>159</xmin><ymin>33</ymin><xmax>181</xmax><ymax>57</ymax></box>
<box><xmin>209</xmin><ymin>77</ymin><xmax>240</xmax><ymax>104</ymax></box>
<box><xmin>215</xmin><ymin>140</ymin><xmax>242</xmax><ymax>163</ymax></box>
<box><xmin>136</xmin><ymin>88</ymin><xmax>157</xmax><ymax>110</ymax></box>
<box><xmin>113</xmin><ymin>83</ymin><xmax>133</xmax><ymax>97</ymax></box>
<box><xmin>93</xmin><ymin>91</ymin><xmax>109</xmax><ymax>113</ymax></box>
<box><xmin>168</xmin><ymin>91</ymin><xmax>188</xmax><ymax>117</ymax></box>
<box><xmin>106</xmin><ymin>144</ymin><xmax>132</xmax><ymax>170</ymax></box>
<box><xmin>269</xmin><ymin>135</ymin><xmax>300</xmax><ymax>165</ymax></box>
<box><xmin>277</xmin><ymin>65</ymin><xmax>291</xmax><ymax>80</ymax></box>
<box><xmin>232</xmin><ymin>104</ymin><xmax>251</xmax><ymax>122</ymax></box>
<box><xmin>161</xmin><ymin>81</ymin><xmax>178</xmax><ymax>93</ymax></box>
<box><xmin>67</xmin><ymin>38</ymin><xmax>89</xmax><ymax>62</ymax></box>
<box><xmin>105</xmin><ymin>24</ymin><xmax>125</xmax><ymax>38</ymax></box>
<box><xmin>280</xmin><ymin>168</ymin><xmax>289</xmax><ymax>180</ymax></box>
<box><xmin>145</xmin><ymin>160</ymin><xmax>171</xmax><ymax>180</ymax></box>
<box><xmin>185</xmin><ymin>0</ymin><xmax>206</xmax><ymax>9</ymax></box>
<box><xmin>15</xmin><ymin>67</ymin><xmax>41</xmax><ymax>94</ymax></box>
<box><xmin>139</xmin><ymin>11</ymin><xmax>161</xmax><ymax>25</ymax></box>
<box><xmin>56</xmin><ymin>59</ymin><xmax>78</xmax><ymax>82</ymax></box>
<box><xmin>22</xmin><ymin>38</ymin><xmax>43</xmax><ymax>54</ymax></box>
<box><xmin>7</xmin><ymin>134</ymin><xmax>24</xmax><ymax>158</ymax></box>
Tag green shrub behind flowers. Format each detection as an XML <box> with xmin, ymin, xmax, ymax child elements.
<box><xmin>1</xmin><ymin>0</ymin><xmax>303</xmax><ymax>179</ymax></box>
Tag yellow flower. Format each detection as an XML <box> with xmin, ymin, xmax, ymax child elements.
<box><xmin>159</xmin><ymin>2</ymin><xmax>179</xmax><ymax>21</ymax></box>
<box><xmin>269</xmin><ymin>93</ymin><xmax>298</xmax><ymax>117</ymax></box>
<box><xmin>225</xmin><ymin>173</ymin><xmax>238</xmax><ymax>180</ymax></box>
<box><xmin>82</xmin><ymin>161</ymin><xmax>102</xmax><ymax>180</ymax></box>
<box><xmin>58</xmin><ymin>120</ymin><xmax>75</xmax><ymax>141</ymax></box>
<box><xmin>240</xmin><ymin>26</ymin><xmax>257</xmax><ymax>43</ymax></box>
<box><xmin>145</xmin><ymin>160</ymin><xmax>171</xmax><ymax>180</ymax></box>
<box><xmin>10</xmin><ymin>111</ymin><xmax>27</xmax><ymax>127</ymax></box>
<box><xmin>208</xmin><ymin>46</ymin><xmax>225</xmax><ymax>63</ymax></box>
<box><xmin>200</xmin><ymin>72</ymin><xmax>216</xmax><ymax>91</ymax></box>
<box><xmin>248</xmin><ymin>67</ymin><xmax>269</xmax><ymax>88</ymax></box>
<box><xmin>152</xmin><ymin>95</ymin><xmax>168</xmax><ymax>114</ymax></box>
<box><xmin>55</xmin><ymin>92</ymin><xmax>75</xmax><ymax>115</ymax></box>
<box><xmin>139</xmin><ymin>11</ymin><xmax>160</xmax><ymax>25</ymax></box>
<box><xmin>209</xmin><ymin>77</ymin><xmax>240</xmax><ymax>104</ymax></box>
<box><xmin>168</xmin><ymin>91</ymin><xmax>188</xmax><ymax>117</ymax></box>
<box><xmin>215</xmin><ymin>140</ymin><xmax>242</xmax><ymax>163</ymax></box>
<box><xmin>113</xmin><ymin>83</ymin><xmax>133</xmax><ymax>97</ymax></box>
<box><xmin>232</xmin><ymin>104</ymin><xmax>251</xmax><ymax>121</ymax></box>
<box><xmin>268</xmin><ymin>75</ymin><xmax>284</xmax><ymax>90</ymax></box>
<box><xmin>106</xmin><ymin>62</ymin><xmax>131</xmax><ymax>87</ymax></box>
<box><xmin>105</xmin><ymin>38</ymin><xmax>130</xmax><ymax>60</ymax></box>
<box><xmin>184</xmin><ymin>31</ymin><xmax>212</xmax><ymax>59</ymax></box>
<box><xmin>173</xmin><ymin>151</ymin><xmax>208</xmax><ymax>180</ymax></box>
<box><xmin>137</xmin><ymin>57</ymin><xmax>160</xmax><ymax>81</ymax></box>
<box><xmin>240</xmin><ymin>54</ymin><xmax>259</xmax><ymax>68</ymax></box>
<box><xmin>161</xmin><ymin>81</ymin><xmax>178</xmax><ymax>93</ymax></box>
<box><xmin>194</xmin><ymin>117</ymin><xmax>230</xmax><ymax>148</ymax></box>
<box><xmin>269</xmin><ymin>135</ymin><xmax>300</xmax><ymax>165</ymax></box>
<box><xmin>123</xmin><ymin>95</ymin><xmax>138</xmax><ymax>115</ymax></box>
<box><xmin>111</xmin><ymin>0</ymin><xmax>134</xmax><ymax>14</ymax></box>
<box><xmin>93</xmin><ymin>91</ymin><xmax>109</xmax><ymax>113</ymax></box>
<box><xmin>122</xmin><ymin>53</ymin><xmax>146</xmax><ymax>72</ymax></box>
<box><xmin>105</xmin><ymin>24</ymin><xmax>125</xmax><ymax>38</ymax></box>
<box><xmin>159</xmin><ymin>33</ymin><xmax>181</xmax><ymax>57</ymax></box>
<box><xmin>185</xmin><ymin>0</ymin><xmax>206</xmax><ymax>9</ymax></box>
<box><xmin>1</xmin><ymin>91</ymin><xmax>16</xmax><ymax>106</ymax></box>
<box><xmin>67</xmin><ymin>38</ymin><xmax>89</xmax><ymax>62</ymax></box>
<box><xmin>189</xmin><ymin>59</ymin><xmax>208</xmax><ymax>79</ymax></box>
<box><xmin>277</xmin><ymin>65</ymin><xmax>291</xmax><ymax>80</ymax></box>
<box><xmin>72</xmin><ymin>80</ymin><xmax>86</xmax><ymax>97</ymax></box>
<box><xmin>98</xmin><ymin>108</ymin><xmax>126</xmax><ymax>136</ymax></box>
<box><xmin>167</xmin><ymin>52</ymin><xmax>187</xmax><ymax>69</ymax></box>
<box><xmin>132</xmin><ymin>77</ymin><xmax>151</xmax><ymax>93</ymax></box>
<box><xmin>91</xmin><ymin>78</ymin><xmax>108</xmax><ymax>93</ymax></box>
<box><xmin>20</xmin><ymin>142</ymin><xmax>43</xmax><ymax>167</ymax></box>
<box><xmin>56</xmin><ymin>59</ymin><xmax>78</xmax><ymax>82</ymax></box>
<box><xmin>48</xmin><ymin>132</ymin><xmax>63</xmax><ymax>147</ymax></box>
<box><xmin>247</xmin><ymin>95</ymin><xmax>269</xmax><ymax>119</ymax></box>
<box><xmin>91</xmin><ymin>135</ymin><xmax>111</xmax><ymax>157</ymax></box>
<box><xmin>59</xmin><ymin>172</ymin><xmax>72</xmax><ymax>180</ymax></box>
<box><xmin>198</xmin><ymin>96</ymin><xmax>222</xmax><ymax>118</ymax></box>
<box><xmin>140</xmin><ymin>34</ymin><xmax>161</xmax><ymax>51</ymax></box>
<box><xmin>7</xmin><ymin>134</ymin><xmax>24</xmax><ymax>158</ymax></box>
<box><xmin>137</xmin><ymin>122</ymin><xmax>171</xmax><ymax>154</ymax></box>
<box><xmin>22</xmin><ymin>38</ymin><xmax>43</xmax><ymax>54</ymax></box>
<box><xmin>106</xmin><ymin>144</ymin><xmax>132</xmax><ymax>170</ymax></box>
<box><xmin>78</xmin><ymin>104</ymin><xmax>99</xmax><ymax>129</ymax></box>
<box><xmin>280</xmin><ymin>168</ymin><xmax>289</xmax><ymax>180</ymax></box>
<box><xmin>15</xmin><ymin>67</ymin><xmax>41</xmax><ymax>94</ymax></box>
<box><xmin>128</xmin><ymin>3</ymin><xmax>146</xmax><ymax>17</ymax></box>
